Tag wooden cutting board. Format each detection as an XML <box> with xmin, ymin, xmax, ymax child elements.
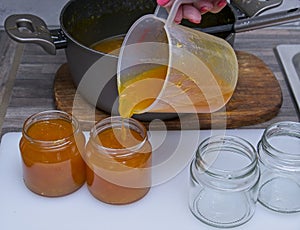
<box><xmin>54</xmin><ymin>51</ymin><xmax>282</xmax><ymax>130</ymax></box>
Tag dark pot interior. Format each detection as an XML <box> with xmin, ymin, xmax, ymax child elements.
<box><xmin>61</xmin><ymin>0</ymin><xmax>157</xmax><ymax>49</ymax></box>
<box><xmin>61</xmin><ymin>0</ymin><xmax>236</xmax><ymax>47</ymax></box>
<box><xmin>182</xmin><ymin>4</ymin><xmax>237</xmax><ymax>44</ymax></box>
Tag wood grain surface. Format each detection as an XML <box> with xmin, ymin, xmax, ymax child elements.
<box><xmin>54</xmin><ymin>51</ymin><xmax>282</xmax><ymax>130</ymax></box>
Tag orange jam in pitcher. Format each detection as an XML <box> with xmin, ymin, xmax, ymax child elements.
<box><xmin>84</xmin><ymin>116</ymin><xmax>152</xmax><ymax>204</ymax></box>
<box><xmin>118</xmin><ymin>65</ymin><xmax>167</xmax><ymax>118</ymax></box>
<box><xmin>118</xmin><ymin>64</ymin><xmax>234</xmax><ymax>118</ymax></box>
<box><xmin>19</xmin><ymin>110</ymin><xmax>86</xmax><ymax>197</ymax></box>
<box><xmin>89</xmin><ymin>35</ymin><xmax>235</xmax><ymax>118</ymax></box>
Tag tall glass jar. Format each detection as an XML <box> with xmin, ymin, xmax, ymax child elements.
<box><xmin>19</xmin><ymin>110</ymin><xmax>86</xmax><ymax>197</ymax></box>
<box><xmin>189</xmin><ymin>135</ymin><xmax>260</xmax><ymax>228</ymax></box>
<box><xmin>257</xmin><ymin>121</ymin><xmax>300</xmax><ymax>213</ymax></box>
<box><xmin>84</xmin><ymin>116</ymin><xmax>152</xmax><ymax>205</ymax></box>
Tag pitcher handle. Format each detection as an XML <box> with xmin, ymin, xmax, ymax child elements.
<box><xmin>154</xmin><ymin>5</ymin><xmax>168</xmax><ymax>19</ymax></box>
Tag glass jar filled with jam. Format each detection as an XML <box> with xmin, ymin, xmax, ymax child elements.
<box><xmin>19</xmin><ymin>110</ymin><xmax>86</xmax><ymax>197</ymax></box>
<box><xmin>84</xmin><ymin>116</ymin><xmax>152</xmax><ymax>205</ymax></box>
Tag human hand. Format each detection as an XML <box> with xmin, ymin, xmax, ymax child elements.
<box><xmin>157</xmin><ymin>0</ymin><xmax>227</xmax><ymax>24</ymax></box>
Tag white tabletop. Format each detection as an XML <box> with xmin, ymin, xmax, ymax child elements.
<box><xmin>0</xmin><ymin>130</ymin><xmax>299</xmax><ymax>230</ymax></box>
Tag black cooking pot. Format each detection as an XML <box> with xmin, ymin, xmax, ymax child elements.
<box><xmin>5</xmin><ymin>0</ymin><xmax>298</xmax><ymax>120</ymax></box>
<box><xmin>5</xmin><ymin>0</ymin><xmax>164</xmax><ymax>120</ymax></box>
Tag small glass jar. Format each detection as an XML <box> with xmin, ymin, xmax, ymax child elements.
<box><xmin>19</xmin><ymin>110</ymin><xmax>86</xmax><ymax>197</ymax></box>
<box><xmin>84</xmin><ymin>116</ymin><xmax>152</xmax><ymax>205</ymax></box>
<box><xmin>257</xmin><ymin>121</ymin><xmax>300</xmax><ymax>213</ymax></box>
<box><xmin>189</xmin><ymin>135</ymin><xmax>260</xmax><ymax>228</ymax></box>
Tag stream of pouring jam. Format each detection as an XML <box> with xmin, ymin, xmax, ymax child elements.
<box><xmin>91</xmin><ymin>35</ymin><xmax>234</xmax><ymax>118</ymax></box>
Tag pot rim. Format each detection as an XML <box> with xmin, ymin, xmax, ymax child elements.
<box><xmin>58</xmin><ymin>0</ymin><xmax>119</xmax><ymax>58</ymax></box>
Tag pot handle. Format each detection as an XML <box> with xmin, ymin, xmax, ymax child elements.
<box><xmin>234</xmin><ymin>7</ymin><xmax>300</xmax><ymax>33</ymax></box>
<box><xmin>199</xmin><ymin>7</ymin><xmax>300</xmax><ymax>34</ymax></box>
<box><xmin>4</xmin><ymin>14</ymin><xmax>67</xmax><ymax>55</ymax></box>
<box><xmin>231</xmin><ymin>0</ymin><xmax>283</xmax><ymax>17</ymax></box>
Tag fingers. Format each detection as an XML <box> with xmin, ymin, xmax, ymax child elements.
<box><xmin>174</xmin><ymin>5</ymin><xmax>183</xmax><ymax>24</ymax></box>
<box><xmin>210</xmin><ymin>0</ymin><xmax>227</xmax><ymax>13</ymax></box>
<box><xmin>182</xmin><ymin>5</ymin><xmax>202</xmax><ymax>24</ymax></box>
<box><xmin>157</xmin><ymin>0</ymin><xmax>227</xmax><ymax>10</ymax></box>
<box><xmin>173</xmin><ymin>5</ymin><xmax>202</xmax><ymax>24</ymax></box>
<box><xmin>192</xmin><ymin>0</ymin><xmax>227</xmax><ymax>14</ymax></box>
<box><xmin>157</xmin><ymin>0</ymin><xmax>175</xmax><ymax>8</ymax></box>
<box><xmin>156</xmin><ymin>0</ymin><xmax>227</xmax><ymax>23</ymax></box>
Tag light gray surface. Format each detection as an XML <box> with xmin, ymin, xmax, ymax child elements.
<box><xmin>0</xmin><ymin>0</ymin><xmax>68</xmax><ymax>28</ymax></box>
<box><xmin>276</xmin><ymin>44</ymin><xmax>300</xmax><ymax>113</ymax></box>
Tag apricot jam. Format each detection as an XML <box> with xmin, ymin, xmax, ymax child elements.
<box><xmin>118</xmin><ymin>64</ymin><xmax>234</xmax><ymax>117</ymax></box>
<box><xmin>90</xmin><ymin>35</ymin><xmax>124</xmax><ymax>55</ymax></box>
<box><xmin>19</xmin><ymin>110</ymin><xmax>86</xmax><ymax>197</ymax></box>
<box><xmin>84</xmin><ymin>116</ymin><xmax>152</xmax><ymax>204</ymax></box>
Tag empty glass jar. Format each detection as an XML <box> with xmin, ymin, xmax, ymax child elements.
<box><xmin>257</xmin><ymin>121</ymin><xmax>300</xmax><ymax>213</ymax></box>
<box><xmin>189</xmin><ymin>135</ymin><xmax>260</xmax><ymax>228</ymax></box>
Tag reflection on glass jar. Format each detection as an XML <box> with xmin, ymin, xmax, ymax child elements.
<box><xmin>84</xmin><ymin>116</ymin><xmax>152</xmax><ymax>205</ymax></box>
<box><xmin>19</xmin><ymin>110</ymin><xmax>86</xmax><ymax>197</ymax></box>
<box><xmin>257</xmin><ymin>121</ymin><xmax>300</xmax><ymax>213</ymax></box>
<box><xmin>189</xmin><ymin>135</ymin><xmax>260</xmax><ymax>228</ymax></box>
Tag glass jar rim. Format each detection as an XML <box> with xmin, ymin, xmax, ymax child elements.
<box><xmin>260</xmin><ymin>121</ymin><xmax>300</xmax><ymax>161</ymax></box>
<box><xmin>89</xmin><ymin>116</ymin><xmax>148</xmax><ymax>155</ymax></box>
<box><xmin>196</xmin><ymin>135</ymin><xmax>258</xmax><ymax>179</ymax></box>
<box><xmin>22</xmin><ymin>110</ymin><xmax>80</xmax><ymax>146</ymax></box>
